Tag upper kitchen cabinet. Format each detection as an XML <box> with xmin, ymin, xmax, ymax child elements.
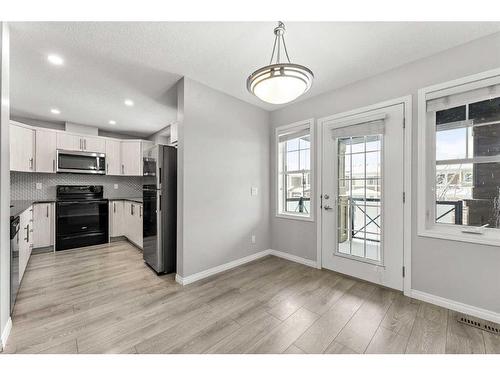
<box><xmin>121</xmin><ymin>140</ymin><xmax>143</xmax><ymax>176</ymax></box>
<box><xmin>56</xmin><ymin>132</ymin><xmax>79</xmax><ymax>151</ymax></box>
<box><xmin>10</xmin><ymin>122</ymin><xmax>35</xmax><ymax>172</ymax></box>
<box><xmin>56</xmin><ymin>133</ymin><xmax>105</xmax><ymax>153</ymax></box>
<box><xmin>35</xmin><ymin>129</ymin><xmax>57</xmax><ymax>173</ymax></box>
<box><xmin>105</xmin><ymin>139</ymin><xmax>121</xmax><ymax>175</ymax></box>
<box><xmin>83</xmin><ymin>136</ymin><xmax>106</xmax><ymax>153</ymax></box>
<box><xmin>170</xmin><ymin>122</ymin><xmax>178</xmax><ymax>145</ymax></box>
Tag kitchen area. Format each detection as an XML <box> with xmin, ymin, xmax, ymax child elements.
<box><xmin>8</xmin><ymin>119</ymin><xmax>178</xmax><ymax>315</ymax></box>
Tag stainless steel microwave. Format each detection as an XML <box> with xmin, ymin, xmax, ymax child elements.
<box><xmin>57</xmin><ymin>150</ymin><xmax>106</xmax><ymax>174</ymax></box>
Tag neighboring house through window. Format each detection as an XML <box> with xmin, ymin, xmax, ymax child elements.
<box><xmin>418</xmin><ymin>69</ymin><xmax>500</xmax><ymax>244</ymax></box>
<box><xmin>276</xmin><ymin>119</ymin><xmax>314</xmax><ymax>220</ymax></box>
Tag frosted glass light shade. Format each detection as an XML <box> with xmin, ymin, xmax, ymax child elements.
<box><xmin>247</xmin><ymin>63</ymin><xmax>313</xmax><ymax>104</ymax></box>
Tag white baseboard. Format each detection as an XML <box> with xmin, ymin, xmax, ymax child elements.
<box><xmin>268</xmin><ymin>249</ymin><xmax>318</xmax><ymax>269</ymax></box>
<box><xmin>175</xmin><ymin>248</ymin><xmax>318</xmax><ymax>286</ymax></box>
<box><xmin>410</xmin><ymin>289</ymin><xmax>500</xmax><ymax>324</ymax></box>
<box><xmin>1</xmin><ymin>317</ymin><xmax>12</xmax><ymax>350</ymax></box>
<box><xmin>175</xmin><ymin>250</ymin><xmax>271</xmax><ymax>286</ymax></box>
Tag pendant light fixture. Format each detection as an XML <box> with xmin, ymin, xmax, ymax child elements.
<box><xmin>247</xmin><ymin>22</ymin><xmax>313</xmax><ymax>105</ymax></box>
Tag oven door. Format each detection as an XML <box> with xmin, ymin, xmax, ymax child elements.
<box><xmin>56</xmin><ymin>200</ymin><xmax>109</xmax><ymax>250</ymax></box>
<box><xmin>57</xmin><ymin>150</ymin><xmax>105</xmax><ymax>174</ymax></box>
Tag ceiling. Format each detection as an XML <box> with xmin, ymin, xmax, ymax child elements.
<box><xmin>9</xmin><ymin>22</ymin><xmax>500</xmax><ymax>136</ymax></box>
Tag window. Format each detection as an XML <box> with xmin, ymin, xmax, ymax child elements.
<box><xmin>276</xmin><ymin>120</ymin><xmax>314</xmax><ymax>220</ymax></box>
<box><xmin>418</xmin><ymin>69</ymin><xmax>500</xmax><ymax>245</ymax></box>
<box><xmin>337</xmin><ymin>134</ymin><xmax>382</xmax><ymax>262</ymax></box>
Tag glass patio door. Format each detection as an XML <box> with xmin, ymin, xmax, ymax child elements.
<box><xmin>337</xmin><ymin>134</ymin><xmax>382</xmax><ymax>263</ymax></box>
<box><xmin>321</xmin><ymin>103</ymin><xmax>405</xmax><ymax>290</ymax></box>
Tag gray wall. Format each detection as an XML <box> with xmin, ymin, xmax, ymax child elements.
<box><xmin>0</xmin><ymin>22</ymin><xmax>9</xmax><ymax>347</ymax></box>
<box><xmin>10</xmin><ymin>172</ymin><xmax>142</xmax><ymax>201</ymax></box>
<box><xmin>177</xmin><ymin>77</ymin><xmax>270</xmax><ymax>277</ymax></box>
<box><xmin>270</xmin><ymin>32</ymin><xmax>500</xmax><ymax>313</ymax></box>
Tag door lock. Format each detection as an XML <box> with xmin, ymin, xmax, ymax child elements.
<box><xmin>324</xmin><ymin>205</ymin><xmax>333</xmax><ymax>210</ymax></box>
<box><xmin>324</xmin><ymin>194</ymin><xmax>330</xmax><ymax>200</ymax></box>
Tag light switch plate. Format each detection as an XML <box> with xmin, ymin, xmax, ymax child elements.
<box><xmin>114</xmin><ymin>184</ymin><xmax>118</xmax><ymax>189</ymax></box>
<box><xmin>35</xmin><ymin>183</ymin><xmax>42</xmax><ymax>190</ymax></box>
<box><xmin>251</xmin><ymin>187</ymin><xmax>258</xmax><ymax>196</ymax></box>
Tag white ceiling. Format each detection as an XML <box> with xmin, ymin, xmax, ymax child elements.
<box><xmin>9</xmin><ymin>22</ymin><xmax>500</xmax><ymax>136</ymax></box>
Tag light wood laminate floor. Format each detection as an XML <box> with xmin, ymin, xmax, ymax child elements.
<box><xmin>3</xmin><ymin>241</ymin><xmax>499</xmax><ymax>354</ymax></box>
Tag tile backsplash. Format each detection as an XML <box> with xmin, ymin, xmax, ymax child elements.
<box><xmin>11</xmin><ymin>172</ymin><xmax>143</xmax><ymax>200</ymax></box>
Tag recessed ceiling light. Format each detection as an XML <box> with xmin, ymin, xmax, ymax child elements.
<box><xmin>109</xmin><ymin>120</ymin><xmax>116</xmax><ymax>125</ymax></box>
<box><xmin>50</xmin><ymin>108</ymin><xmax>61</xmax><ymax>114</ymax></box>
<box><xmin>47</xmin><ymin>54</ymin><xmax>64</xmax><ymax>66</ymax></box>
<box><xmin>124</xmin><ymin>99</ymin><xmax>134</xmax><ymax>107</ymax></box>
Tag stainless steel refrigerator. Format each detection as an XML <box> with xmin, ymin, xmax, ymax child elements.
<box><xmin>142</xmin><ymin>145</ymin><xmax>177</xmax><ymax>274</ymax></box>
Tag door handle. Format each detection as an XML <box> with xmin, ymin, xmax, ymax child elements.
<box><xmin>324</xmin><ymin>205</ymin><xmax>333</xmax><ymax>210</ymax></box>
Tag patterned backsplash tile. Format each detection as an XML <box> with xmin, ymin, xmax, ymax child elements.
<box><xmin>11</xmin><ymin>172</ymin><xmax>143</xmax><ymax>200</ymax></box>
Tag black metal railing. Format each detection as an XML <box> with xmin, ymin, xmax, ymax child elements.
<box><xmin>349</xmin><ymin>197</ymin><xmax>381</xmax><ymax>242</ymax></box>
<box><xmin>285</xmin><ymin>197</ymin><xmax>311</xmax><ymax>213</ymax></box>
<box><xmin>436</xmin><ymin>200</ymin><xmax>463</xmax><ymax>224</ymax></box>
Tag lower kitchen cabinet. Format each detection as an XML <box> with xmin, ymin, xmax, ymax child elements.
<box><xmin>109</xmin><ymin>200</ymin><xmax>124</xmax><ymax>237</ymax></box>
<box><xmin>19</xmin><ymin>206</ymin><xmax>33</xmax><ymax>282</ymax></box>
<box><xmin>33</xmin><ymin>202</ymin><xmax>55</xmax><ymax>249</ymax></box>
<box><xmin>110</xmin><ymin>200</ymin><xmax>143</xmax><ymax>249</ymax></box>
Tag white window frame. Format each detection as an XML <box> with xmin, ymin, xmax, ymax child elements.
<box><xmin>418</xmin><ymin>68</ymin><xmax>500</xmax><ymax>246</ymax></box>
<box><xmin>275</xmin><ymin>118</ymin><xmax>315</xmax><ymax>222</ymax></box>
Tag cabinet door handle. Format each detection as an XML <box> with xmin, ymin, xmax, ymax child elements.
<box><xmin>107</xmin><ymin>163</ymin><xmax>109</xmax><ymax>174</ymax></box>
<box><xmin>139</xmin><ymin>206</ymin><xmax>142</xmax><ymax>218</ymax></box>
<box><xmin>46</xmin><ymin>205</ymin><xmax>49</xmax><ymax>217</ymax></box>
<box><xmin>84</xmin><ymin>139</ymin><xmax>87</xmax><ymax>150</ymax></box>
<box><xmin>26</xmin><ymin>225</ymin><xmax>30</xmax><ymax>243</ymax></box>
<box><xmin>53</xmin><ymin>159</ymin><xmax>56</xmax><ymax>172</ymax></box>
<box><xmin>29</xmin><ymin>157</ymin><xmax>33</xmax><ymax>170</ymax></box>
<box><xmin>79</xmin><ymin>139</ymin><xmax>82</xmax><ymax>150</ymax></box>
<box><xmin>113</xmin><ymin>202</ymin><xmax>116</xmax><ymax>213</ymax></box>
<box><xmin>122</xmin><ymin>164</ymin><xmax>124</xmax><ymax>174</ymax></box>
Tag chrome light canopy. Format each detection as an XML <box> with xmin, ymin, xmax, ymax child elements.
<box><xmin>247</xmin><ymin>22</ymin><xmax>314</xmax><ymax>104</ymax></box>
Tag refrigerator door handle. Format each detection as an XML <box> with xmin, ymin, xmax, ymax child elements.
<box><xmin>159</xmin><ymin>194</ymin><xmax>161</xmax><ymax>211</ymax></box>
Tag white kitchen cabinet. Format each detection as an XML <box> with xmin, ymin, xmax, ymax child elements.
<box><xmin>82</xmin><ymin>136</ymin><xmax>105</xmax><ymax>153</ymax></box>
<box><xmin>35</xmin><ymin>129</ymin><xmax>57</xmax><ymax>173</ymax></box>
<box><xmin>19</xmin><ymin>206</ymin><xmax>33</xmax><ymax>282</ymax></box>
<box><xmin>33</xmin><ymin>203</ymin><xmax>54</xmax><ymax>249</ymax></box>
<box><xmin>123</xmin><ymin>201</ymin><xmax>132</xmax><ymax>240</ymax></box>
<box><xmin>135</xmin><ymin>203</ymin><xmax>143</xmax><ymax>248</ymax></box>
<box><xmin>56</xmin><ymin>132</ymin><xmax>80</xmax><ymax>151</ymax></box>
<box><xmin>57</xmin><ymin>133</ymin><xmax>105</xmax><ymax>153</ymax></box>
<box><xmin>105</xmin><ymin>139</ymin><xmax>121</xmax><ymax>175</ymax></box>
<box><xmin>10</xmin><ymin>120</ymin><xmax>149</xmax><ymax>176</ymax></box>
<box><xmin>169</xmin><ymin>122</ymin><xmax>178</xmax><ymax>145</ymax></box>
<box><xmin>120</xmin><ymin>141</ymin><xmax>142</xmax><ymax>176</ymax></box>
<box><xmin>121</xmin><ymin>201</ymin><xmax>142</xmax><ymax>248</ymax></box>
<box><xmin>10</xmin><ymin>123</ymin><xmax>35</xmax><ymax>172</ymax></box>
<box><xmin>109</xmin><ymin>200</ymin><xmax>124</xmax><ymax>237</ymax></box>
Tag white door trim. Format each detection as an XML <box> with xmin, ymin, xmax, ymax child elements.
<box><xmin>316</xmin><ymin>95</ymin><xmax>413</xmax><ymax>295</ymax></box>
